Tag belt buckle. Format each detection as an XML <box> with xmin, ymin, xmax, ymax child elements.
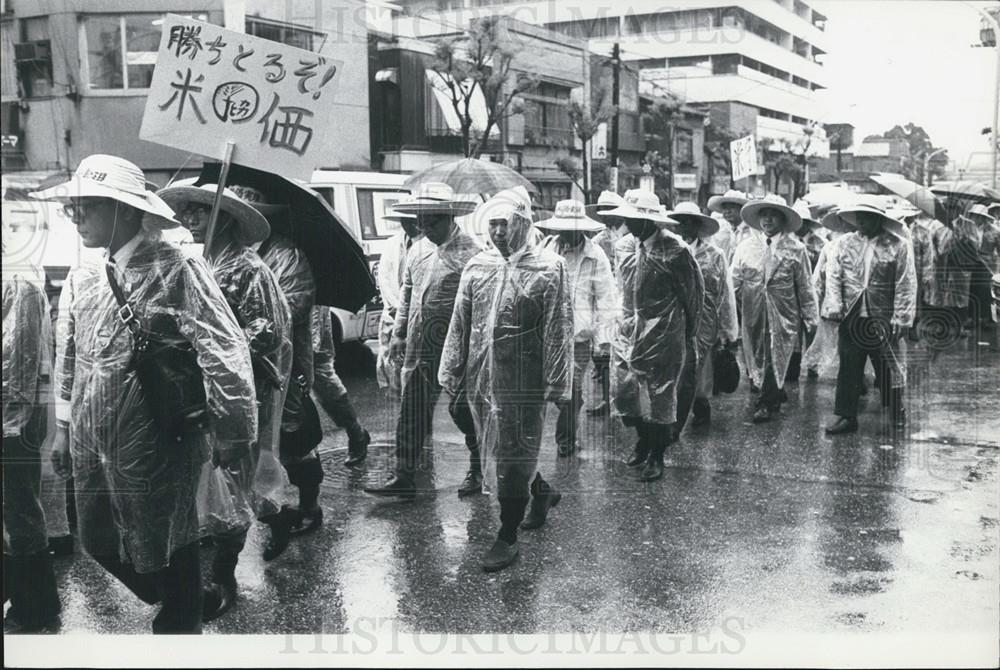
<box><xmin>117</xmin><ymin>304</ymin><xmax>135</xmax><ymax>324</ymax></box>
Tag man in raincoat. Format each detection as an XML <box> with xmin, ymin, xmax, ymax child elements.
<box><xmin>893</xmin><ymin>206</ymin><xmax>936</xmax><ymax>341</ymax></box>
<box><xmin>803</xmin><ymin>211</ymin><xmax>857</xmax><ymax>379</ymax></box>
<box><xmin>376</xmin><ymin>211</ymin><xmax>422</xmax><ymax>392</ymax></box>
<box><xmin>3</xmin><ymin>221</ymin><xmax>61</xmax><ymax>633</ymax></box>
<box><xmin>606</xmin><ymin>190</ymin><xmax>704</xmax><ymax>482</ymax></box>
<box><xmin>824</xmin><ymin>203</ymin><xmax>916</xmax><ymax>435</ymax></box>
<box><xmin>439</xmin><ymin>186</ymin><xmax>572</xmax><ymax>572</ymax></box>
<box><xmin>364</xmin><ymin>184</ymin><xmax>482</xmax><ymax>499</ymax></box>
<box><xmin>664</xmin><ymin>202</ymin><xmax>737</xmax><ymax>428</ymax></box>
<box><xmin>784</xmin><ymin>203</ymin><xmax>826</xmax><ymax>382</ymax></box>
<box><xmin>926</xmin><ymin>205</ymin><xmax>984</xmax><ymax>349</ymax></box>
<box><xmin>709</xmin><ymin>190</ymin><xmax>757</xmax><ymax>263</ymax></box>
<box><xmin>538</xmin><ymin>200</ymin><xmax>619</xmax><ymax>456</ymax></box>
<box><xmin>965</xmin><ymin>203</ymin><xmax>999</xmax><ymax>349</ymax></box>
<box><xmin>43</xmin><ymin>155</ymin><xmax>257</xmax><ymax>634</ymax></box>
<box><xmin>236</xmin><ymin>184</ymin><xmax>324</xmax><ymax>559</ymax></box>
<box><xmin>160</xmin><ymin>182</ymin><xmax>292</xmax><ymax>621</ymax></box>
<box><xmin>731</xmin><ymin>194</ymin><xmax>818</xmax><ymax>424</ymax></box>
<box><xmin>586</xmin><ymin>191</ymin><xmax>628</xmax><ymax>416</ymax></box>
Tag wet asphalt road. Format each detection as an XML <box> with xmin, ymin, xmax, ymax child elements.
<box><xmin>43</xmin><ymin>338</ymin><xmax>999</xmax><ymax>636</ymax></box>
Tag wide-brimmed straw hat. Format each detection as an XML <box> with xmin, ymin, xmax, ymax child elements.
<box><xmin>157</xmin><ymin>183</ymin><xmax>271</xmax><ymax>245</ymax></box>
<box><xmin>707</xmin><ymin>189</ymin><xmax>750</xmax><ymax>213</ymax></box>
<box><xmin>602</xmin><ymin>189</ymin><xmax>676</xmax><ymax>225</ymax></box>
<box><xmin>792</xmin><ymin>202</ymin><xmax>821</xmax><ymax>233</ymax></box>
<box><xmin>664</xmin><ymin>201</ymin><xmax>719</xmax><ymax>238</ymax></box>
<box><xmin>832</xmin><ymin>202</ymin><xmax>905</xmax><ymax>236</ymax></box>
<box><xmin>30</xmin><ymin>154</ymin><xmax>180</xmax><ymax>227</ymax></box>
<box><xmin>392</xmin><ymin>182</ymin><xmax>477</xmax><ymax>216</ymax></box>
<box><xmin>820</xmin><ymin>209</ymin><xmax>857</xmax><ymax>234</ymax></box>
<box><xmin>535</xmin><ymin>199</ymin><xmax>604</xmax><ymax>233</ymax></box>
<box><xmin>226</xmin><ymin>184</ymin><xmax>290</xmax><ymax>219</ymax></box>
<box><xmin>964</xmin><ymin>203</ymin><xmax>997</xmax><ymax>223</ymax></box>
<box><xmin>585</xmin><ymin>190</ymin><xmax>628</xmax><ymax>222</ymax></box>
<box><xmin>741</xmin><ymin>194</ymin><xmax>802</xmax><ymax>234</ymax></box>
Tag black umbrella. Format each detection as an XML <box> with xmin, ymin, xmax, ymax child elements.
<box><xmin>195</xmin><ymin>162</ymin><xmax>376</xmax><ymax>312</ymax></box>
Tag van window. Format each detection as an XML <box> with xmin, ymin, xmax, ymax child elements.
<box><xmin>357</xmin><ymin>188</ymin><xmax>408</xmax><ymax>240</ymax></box>
<box><xmin>313</xmin><ymin>187</ymin><xmax>335</xmax><ymax>210</ymax></box>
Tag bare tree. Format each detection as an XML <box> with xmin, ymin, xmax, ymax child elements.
<box><xmin>567</xmin><ymin>92</ymin><xmax>616</xmax><ymax>203</ymax></box>
<box><xmin>430</xmin><ymin>17</ymin><xmax>538</xmax><ymax>158</ymax></box>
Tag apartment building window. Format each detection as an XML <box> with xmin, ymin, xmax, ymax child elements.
<box><xmin>675</xmin><ymin>128</ymin><xmax>694</xmax><ymax>166</ymax></box>
<box><xmin>522</xmin><ymin>82</ymin><xmax>572</xmax><ymax>148</ymax></box>
<box><xmin>792</xmin><ymin>75</ymin><xmax>810</xmax><ymax>89</ymax></box>
<box><xmin>669</xmin><ymin>56</ymin><xmax>709</xmax><ymax>68</ymax></box>
<box><xmin>82</xmin><ymin>12</ymin><xmax>208</xmax><ymax>91</ymax></box>
<box><xmin>546</xmin><ymin>17</ymin><xmax>619</xmax><ymax>39</ymax></box>
<box><xmin>712</xmin><ymin>54</ymin><xmax>740</xmax><ymax>75</ymax></box>
<box><xmin>17</xmin><ymin>17</ymin><xmax>53</xmax><ymax>97</ymax></box>
<box><xmin>625</xmin><ymin>9</ymin><xmax>711</xmax><ymax>35</ymax></box>
<box><xmin>245</xmin><ymin>16</ymin><xmax>324</xmax><ymax>52</ymax></box>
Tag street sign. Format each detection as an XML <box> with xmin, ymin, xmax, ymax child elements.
<box><xmin>592</xmin><ymin>122</ymin><xmax>608</xmax><ymax>160</ymax></box>
<box><xmin>639</xmin><ymin>175</ymin><xmax>655</xmax><ymax>193</ymax></box>
<box><xmin>730</xmin><ymin>134</ymin><xmax>758</xmax><ymax>183</ymax></box>
<box><xmin>140</xmin><ymin>14</ymin><xmax>344</xmax><ymax>181</ymax></box>
<box><xmin>673</xmin><ymin>173</ymin><xmax>697</xmax><ymax>190</ymax></box>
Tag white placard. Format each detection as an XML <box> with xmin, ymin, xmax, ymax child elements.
<box><xmin>730</xmin><ymin>134</ymin><xmax>758</xmax><ymax>183</ymax></box>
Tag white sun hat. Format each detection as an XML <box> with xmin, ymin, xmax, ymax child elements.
<box><xmin>392</xmin><ymin>182</ymin><xmax>478</xmax><ymax>216</ymax></box>
<box><xmin>30</xmin><ymin>154</ymin><xmax>180</xmax><ymax>227</ymax></box>
<box><xmin>601</xmin><ymin>189</ymin><xmax>676</xmax><ymax>225</ymax></box>
<box><xmin>535</xmin><ymin>199</ymin><xmax>604</xmax><ymax>233</ymax></box>
<box><xmin>664</xmin><ymin>201</ymin><xmax>720</xmax><ymax>237</ymax></box>
<box><xmin>741</xmin><ymin>194</ymin><xmax>802</xmax><ymax>234</ymax></box>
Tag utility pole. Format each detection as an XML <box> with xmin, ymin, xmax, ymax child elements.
<box><xmin>610</xmin><ymin>42</ymin><xmax>620</xmax><ymax>194</ymax></box>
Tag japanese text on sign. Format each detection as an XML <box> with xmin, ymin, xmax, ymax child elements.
<box><xmin>730</xmin><ymin>135</ymin><xmax>758</xmax><ymax>183</ymax></box>
<box><xmin>140</xmin><ymin>15</ymin><xmax>343</xmax><ymax>181</ymax></box>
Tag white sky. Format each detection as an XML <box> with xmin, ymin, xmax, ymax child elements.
<box><xmin>812</xmin><ymin>0</ymin><xmax>997</xmax><ymax>174</ymax></box>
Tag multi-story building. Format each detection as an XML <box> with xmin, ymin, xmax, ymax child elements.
<box><xmin>394</xmin><ymin>0</ymin><xmax>830</xmax><ymax>198</ymax></box>
<box><xmin>0</xmin><ymin>0</ymin><xmax>371</xmax><ymax>182</ymax></box>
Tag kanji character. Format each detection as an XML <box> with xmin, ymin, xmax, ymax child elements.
<box><xmin>167</xmin><ymin>24</ymin><xmax>203</xmax><ymax>61</ymax></box>
<box><xmin>293</xmin><ymin>57</ymin><xmax>338</xmax><ymax>100</ymax></box>
<box><xmin>257</xmin><ymin>93</ymin><xmax>314</xmax><ymax>155</ymax></box>
<box><xmin>263</xmin><ymin>54</ymin><xmax>285</xmax><ymax>83</ymax></box>
<box><xmin>158</xmin><ymin>68</ymin><xmax>207</xmax><ymax>124</ymax></box>
<box><xmin>207</xmin><ymin>36</ymin><xmax>227</xmax><ymax>65</ymax></box>
<box><xmin>233</xmin><ymin>45</ymin><xmax>254</xmax><ymax>72</ymax></box>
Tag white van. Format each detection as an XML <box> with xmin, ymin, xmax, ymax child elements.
<box><xmin>309</xmin><ymin>170</ymin><xmax>410</xmax><ymax>345</ymax></box>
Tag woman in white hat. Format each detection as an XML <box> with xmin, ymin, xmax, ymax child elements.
<box><xmin>708</xmin><ymin>189</ymin><xmax>757</xmax><ymax>263</ymax></box>
<box><xmin>537</xmin><ymin>200</ymin><xmax>619</xmax><ymax>457</ymax></box>
<box><xmin>731</xmin><ymin>194</ymin><xmax>819</xmax><ymax>423</ymax></box>
<box><xmin>439</xmin><ymin>185</ymin><xmax>572</xmax><ymax>572</ymax></box>
<box><xmin>41</xmin><ymin>155</ymin><xmax>257</xmax><ymax>633</ymax></box>
<box><xmin>823</xmin><ymin>203</ymin><xmax>916</xmax><ymax>435</ymax></box>
<box><xmin>364</xmin><ymin>183</ymin><xmax>483</xmax><ymax>500</ymax></box>
<box><xmin>604</xmin><ymin>190</ymin><xmax>704</xmax><ymax>481</ymax></box>
<box><xmin>664</xmin><ymin>202</ymin><xmax>737</xmax><ymax>428</ymax></box>
<box><xmin>158</xmin><ymin>182</ymin><xmax>292</xmax><ymax>621</ymax></box>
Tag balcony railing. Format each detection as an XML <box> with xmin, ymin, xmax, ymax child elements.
<box><xmin>524</xmin><ymin>126</ymin><xmax>575</xmax><ymax>149</ymax></box>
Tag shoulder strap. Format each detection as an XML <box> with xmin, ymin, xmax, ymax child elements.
<box><xmin>105</xmin><ymin>262</ymin><xmax>139</xmax><ymax>330</ymax></box>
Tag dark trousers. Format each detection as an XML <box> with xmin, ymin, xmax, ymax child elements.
<box><xmin>555</xmin><ymin>342</ymin><xmax>592</xmax><ymax>448</ymax></box>
<box><xmin>314</xmin><ymin>359</ymin><xmax>366</xmax><ymax>445</ymax></box>
<box><xmin>835</xmin><ymin>316</ymin><xmax>901</xmax><ymax>419</ymax></box>
<box><xmin>92</xmin><ymin>541</ymin><xmax>203</xmax><ymax>634</ymax></box>
<box><xmin>395</xmin><ymin>366</ymin><xmax>477</xmax><ymax>476</ymax></box>
<box><xmin>758</xmin><ymin>363</ymin><xmax>783</xmax><ymax>411</ymax></box>
<box><xmin>210</xmin><ymin>527</ymin><xmax>247</xmax><ymax>587</ymax></box>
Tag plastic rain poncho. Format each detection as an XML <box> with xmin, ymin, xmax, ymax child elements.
<box><xmin>259</xmin><ymin>234</ymin><xmax>315</xmax><ymax>391</ymax></box>
<box><xmin>803</xmin><ymin>233</ymin><xmax>846</xmax><ymax>376</ymax></box>
<box><xmin>200</xmin><ymin>241</ymin><xmax>292</xmax><ymax>529</ymax></box>
<box><xmin>439</xmin><ymin>227</ymin><xmax>572</xmax><ymax>497</ymax></box>
<box><xmin>691</xmin><ymin>238</ymin><xmax>738</xmax><ymax>359</ymax></box>
<box><xmin>825</xmin><ymin>230</ymin><xmax>916</xmax><ymax>388</ymax></box>
<box><xmin>3</xmin><ymin>274</ymin><xmax>50</xmax><ymax>438</ymax></box>
<box><xmin>731</xmin><ymin>232</ymin><xmax>818</xmax><ymax>387</ymax></box>
<box><xmin>592</xmin><ymin>225</ymin><xmax>628</xmax><ymax>278</ymax></box>
<box><xmin>393</xmin><ymin>226</ymin><xmax>481</xmax><ymax>392</ymax></box>
<box><xmin>540</xmin><ymin>235</ymin><xmax>619</xmax><ymax>345</ymax></box>
<box><xmin>376</xmin><ymin>233</ymin><xmax>424</xmax><ymax>391</ymax></box>
<box><xmin>910</xmin><ymin>221</ymin><xmax>936</xmax><ymax>306</ymax></box>
<box><xmin>927</xmin><ymin>218</ymin><xmax>982</xmax><ymax>309</ymax></box>
<box><xmin>613</xmin><ymin>229</ymin><xmax>704</xmax><ymax>425</ymax></box>
<box><xmin>54</xmin><ymin>232</ymin><xmax>257</xmax><ymax>573</ymax></box>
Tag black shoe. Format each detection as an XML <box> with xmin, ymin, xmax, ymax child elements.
<box><xmin>364</xmin><ymin>474</ymin><xmax>416</xmax><ymax>499</ymax></box>
<box><xmin>3</xmin><ymin>611</ymin><xmax>60</xmax><ymax>634</ymax></box>
<box><xmin>557</xmin><ymin>441</ymin><xmax>578</xmax><ymax>458</ymax></box>
<box><xmin>457</xmin><ymin>469</ymin><xmax>483</xmax><ymax>497</ymax></box>
<box><xmin>345</xmin><ymin>429</ymin><xmax>370</xmax><ymax>467</ymax></box>
<box><xmin>752</xmin><ymin>406</ymin><xmax>774</xmax><ymax>424</ymax></box>
<box><xmin>289</xmin><ymin>506</ymin><xmax>323</xmax><ymax>537</ymax></box>
<box><xmin>482</xmin><ymin>539</ymin><xmax>519</xmax><ymax>572</ymax></box>
<box><xmin>638</xmin><ymin>454</ymin><xmax>664</xmax><ymax>482</ymax></box>
<box><xmin>691</xmin><ymin>398</ymin><xmax>710</xmax><ymax>427</ymax></box>
<box><xmin>585</xmin><ymin>401</ymin><xmax>609</xmax><ymax>416</ymax></box>
<box><xmin>47</xmin><ymin>535</ymin><xmax>74</xmax><ymax>558</ymax></box>
<box><xmin>825</xmin><ymin>416</ymin><xmax>858</xmax><ymax>435</ymax></box>
<box><xmin>202</xmin><ymin>581</ymin><xmax>237</xmax><ymax>623</ymax></box>
<box><xmin>521</xmin><ymin>482</ymin><xmax>561</xmax><ymax>530</ymax></box>
<box><xmin>625</xmin><ymin>441</ymin><xmax>649</xmax><ymax>467</ymax></box>
<box><xmin>262</xmin><ymin>507</ymin><xmax>296</xmax><ymax>561</ymax></box>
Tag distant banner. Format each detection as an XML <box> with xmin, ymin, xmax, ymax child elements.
<box><xmin>730</xmin><ymin>134</ymin><xmax>758</xmax><ymax>183</ymax></box>
<box><xmin>140</xmin><ymin>14</ymin><xmax>343</xmax><ymax>181</ymax></box>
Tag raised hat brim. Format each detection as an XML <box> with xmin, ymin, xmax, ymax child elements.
<box><xmin>157</xmin><ymin>185</ymin><xmax>271</xmax><ymax>245</ymax></box>
<box><xmin>535</xmin><ymin>215</ymin><xmax>605</xmax><ymax>232</ymax></box>
<box><xmin>836</xmin><ymin>207</ymin><xmax>905</xmax><ymax>236</ymax></box>
<box><xmin>393</xmin><ymin>201</ymin><xmax>478</xmax><ymax>215</ymax></box>
<box><xmin>665</xmin><ymin>212</ymin><xmax>720</xmax><ymax>237</ymax></box>
<box><xmin>707</xmin><ymin>194</ymin><xmax>748</xmax><ymax>213</ymax></box>
<box><xmin>741</xmin><ymin>200</ymin><xmax>802</xmax><ymax>234</ymax></box>
<box><xmin>585</xmin><ymin>203</ymin><xmax>620</xmax><ymax>222</ymax></box>
<box><xmin>32</xmin><ymin>175</ymin><xmax>181</xmax><ymax>227</ymax></box>
<box><xmin>601</xmin><ymin>203</ymin><xmax>676</xmax><ymax>225</ymax></box>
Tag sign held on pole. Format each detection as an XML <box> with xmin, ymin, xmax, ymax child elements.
<box><xmin>140</xmin><ymin>15</ymin><xmax>343</xmax><ymax>181</ymax></box>
<box><xmin>730</xmin><ymin>134</ymin><xmax>758</xmax><ymax>183</ymax></box>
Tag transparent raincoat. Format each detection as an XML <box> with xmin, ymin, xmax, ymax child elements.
<box><xmin>199</xmin><ymin>241</ymin><xmax>293</xmax><ymax>530</ymax></box>
<box><xmin>825</xmin><ymin>231</ymin><xmax>916</xmax><ymax>387</ymax></box>
<box><xmin>54</xmin><ymin>232</ymin><xmax>257</xmax><ymax>573</ymax></box>
<box><xmin>803</xmin><ymin>233</ymin><xmax>846</xmax><ymax>375</ymax></box>
<box><xmin>439</xmin><ymin>227</ymin><xmax>572</xmax><ymax>496</ymax></box>
<box><xmin>612</xmin><ymin>228</ymin><xmax>704</xmax><ymax>425</ymax></box>
<box><xmin>928</xmin><ymin>219</ymin><xmax>982</xmax><ymax>308</ymax></box>
<box><xmin>376</xmin><ymin>233</ymin><xmax>424</xmax><ymax>391</ymax></box>
<box><xmin>691</xmin><ymin>239</ymin><xmax>738</xmax><ymax>359</ymax></box>
<box><xmin>393</xmin><ymin>226</ymin><xmax>481</xmax><ymax>392</ymax></box>
<box><xmin>540</xmin><ymin>235</ymin><xmax>619</xmax><ymax>345</ymax></box>
<box><xmin>910</xmin><ymin>221</ymin><xmax>936</xmax><ymax>307</ymax></box>
<box><xmin>731</xmin><ymin>232</ymin><xmax>818</xmax><ymax>387</ymax></box>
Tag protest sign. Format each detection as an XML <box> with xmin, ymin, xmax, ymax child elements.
<box><xmin>730</xmin><ymin>134</ymin><xmax>758</xmax><ymax>183</ymax></box>
<box><xmin>140</xmin><ymin>14</ymin><xmax>343</xmax><ymax>181</ymax></box>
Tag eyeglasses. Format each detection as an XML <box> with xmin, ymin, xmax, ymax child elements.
<box><xmin>61</xmin><ymin>199</ymin><xmax>109</xmax><ymax>221</ymax></box>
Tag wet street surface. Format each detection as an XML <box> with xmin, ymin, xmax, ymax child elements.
<box><xmin>44</xmin><ymin>340</ymin><xmax>999</xmax><ymax>637</ymax></box>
